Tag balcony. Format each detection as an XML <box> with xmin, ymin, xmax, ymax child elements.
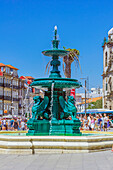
<box><xmin>4</xmin><ymin>83</ymin><xmax>11</xmax><ymax>88</ymax></box>
<box><xmin>13</xmin><ymin>85</ymin><xmax>19</xmax><ymax>89</ymax></box>
<box><xmin>0</xmin><ymin>95</ymin><xmax>3</xmax><ymax>99</ymax></box>
<box><xmin>4</xmin><ymin>96</ymin><xmax>11</xmax><ymax>100</ymax></box>
<box><xmin>0</xmin><ymin>82</ymin><xmax>3</xmax><ymax>87</ymax></box>
<box><xmin>13</xmin><ymin>97</ymin><xmax>19</xmax><ymax>102</ymax></box>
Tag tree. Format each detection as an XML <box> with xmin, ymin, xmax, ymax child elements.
<box><xmin>45</xmin><ymin>47</ymin><xmax>81</xmax><ymax>77</ymax></box>
<box><xmin>62</xmin><ymin>47</ymin><xmax>81</xmax><ymax>78</ymax></box>
<box><xmin>87</xmin><ymin>99</ymin><xmax>102</xmax><ymax>109</ymax></box>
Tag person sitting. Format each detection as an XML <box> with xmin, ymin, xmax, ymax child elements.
<box><xmin>84</xmin><ymin>123</ymin><xmax>89</xmax><ymax>131</ymax></box>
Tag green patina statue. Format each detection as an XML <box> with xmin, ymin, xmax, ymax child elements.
<box><xmin>59</xmin><ymin>96</ymin><xmax>77</xmax><ymax>120</ymax></box>
<box><xmin>32</xmin><ymin>96</ymin><xmax>49</xmax><ymax>120</ymax></box>
<box><xmin>27</xmin><ymin>26</ymin><xmax>82</xmax><ymax>136</ymax></box>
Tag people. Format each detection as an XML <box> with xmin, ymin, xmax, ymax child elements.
<box><xmin>78</xmin><ymin>113</ymin><xmax>112</xmax><ymax>131</ymax></box>
<box><xmin>104</xmin><ymin>113</ymin><xmax>108</xmax><ymax>131</ymax></box>
<box><xmin>88</xmin><ymin>114</ymin><xmax>91</xmax><ymax>130</ymax></box>
<box><xmin>0</xmin><ymin>119</ymin><xmax>2</xmax><ymax>130</ymax></box>
<box><xmin>91</xmin><ymin>115</ymin><xmax>95</xmax><ymax>131</ymax></box>
<box><xmin>107</xmin><ymin>116</ymin><xmax>110</xmax><ymax>130</ymax></box>
<box><xmin>83</xmin><ymin>116</ymin><xmax>88</xmax><ymax>130</ymax></box>
<box><xmin>21</xmin><ymin>120</ymin><xmax>25</xmax><ymax>131</ymax></box>
<box><xmin>10</xmin><ymin>118</ymin><xmax>14</xmax><ymax>130</ymax></box>
<box><xmin>84</xmin><ymin>123</ymin><xmax>89</xmax><ymax>131</ymax></box>
<box><xmin>13</xmin><ymin>119</ymin><xmax>19</xmax><ymax>131</ymax></box>
<box><xmin>0</xmin><ymin>113</ymin><xmax>112</xmax><ymax>132</ymax></box>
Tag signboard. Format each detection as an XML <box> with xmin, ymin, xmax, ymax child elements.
<box><xmin>70</xmin><ymin>89</ymin><xmax>75</xmax><ymax>98</ymax></box>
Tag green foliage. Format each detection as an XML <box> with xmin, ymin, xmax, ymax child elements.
<box><xmin>87</xmin><ymin>99</ymin><xmax>102</xmax><ymax>109</ymax></box>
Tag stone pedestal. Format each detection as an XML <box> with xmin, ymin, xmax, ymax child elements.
<box><xmin>27</xmin><ymin>119</ymin><xmax>50</xmax><ymax>136</ymax></box>
<box><xmin>49</xmin><ymin>119</ymin><xmax>81</xmax><ymax>136</ymax></box>
<box><xmin>27</xmin><ymin>118</ymin><xmax>81</xmax><ymax>136</ymax></box>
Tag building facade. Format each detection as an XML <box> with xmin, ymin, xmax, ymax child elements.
<box><xmin>76</xmin><ymin>88</ymin><xmax>102</xmax><ymax>112</ymax></box>
<box><xmin>0</xmin><ymin>63</ymin><xmax>25</xmax><ymax>115</ymax></box>
<box><xmin>0</xmin><ymin>63</ymin><xmax>43</xmax><ymax>116</ymax></box>
<box><xmin>102</xmin><ymin>28</ymin><xmax>113</xmax><ymax>110</ymax></box>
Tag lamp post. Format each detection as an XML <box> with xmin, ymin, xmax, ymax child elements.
<box><xmin>2</xmin><ymin>71</ymin><xmax>5</xmax><ymax>116</ymax></box>
<box><xmin>85</xmin><ymin>80</ymin><xmax>86</xmax><ymax>116</ymax></box>
<box><xmin>80</xmin><ymin>78</ymin><xmax>87</xmax><ymax>116</ymax></box>
<box><xmin>11</xmin><ymin>76</ymin><xmax>13</xmax><ymax>116</ymax></box>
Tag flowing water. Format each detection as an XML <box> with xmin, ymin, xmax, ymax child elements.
<box><xmin>49</xmin><ymin>82</ymin><xmax>54</xmax><ymax>135</ymax></box>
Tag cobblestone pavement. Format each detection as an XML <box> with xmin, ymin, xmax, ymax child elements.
<box><xmin>0</xmin><ymin>151</ymin><xmax>113</xmax><ymax>170</ymax></box>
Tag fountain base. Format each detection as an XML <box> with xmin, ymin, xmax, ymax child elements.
<box><xmin>27</xmin><ymin>118</ymin><xmax>81</xmax><ymax>136</ymax></box>
<box><xmin>27</xmin><ymin>119</ymin><xmax>50</xmax><ymax>136</ymax></box>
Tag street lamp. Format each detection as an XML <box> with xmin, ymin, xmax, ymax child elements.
<box><xmin>11</xmin><ymin>75</ymin><xmax>13</xmax><ymax>116</ymax></box>
<box><xmin>80</xmin><ymin>78</ymin><xmax>87</xmax><ymax>116</ymax></box>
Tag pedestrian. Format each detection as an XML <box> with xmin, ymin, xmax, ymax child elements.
<box><xmin>107</xmin><ymin>116</ymin><xmax>110</xmax><ymax>130</ymax></box>
<box><xmin>83</xmin><ymin>116</ymin><xmax>88</xmax><ymax>130</ymax></box>
<box><xmin>88</xmin><ymin>114</ymin><xmax>91</xmax><ymax>130</ymax></box>
<box><xmin>21</xmin><ymin>120</ymin><xmax>25</xmax><ymax>131</ymax></box>
<box><xmin>98</xmin><ymin>115</ymin><xmax>102</xmax><ymax>131</ymax></box>
<box><xmin>100</xmin><ymin>114</ymin><xmax>104</xmax><ymax>131</ymax></box>
<box><xmin>0</xmin><ymin>119</ymin><xmax>2</xmax><ymax>130</ymax></box>
<box><xmin>104</xmin><ymin>113</ymin><xmax>108</xmax><ymax>131</ymax></box>
<box><xmin>13</xmin><ymin>119</ymin><xmax>18</xmax><ymax>131</ymax></box>
<box><xmin>84</xmin><ymin>123</ymin><xmax>89</xmax><ymax>131</ymax></box>
<box><xmin>10</xmin><ymin>118</ymin><xmax>14</xmax><ymax>130</ymax></box>
<box><xmin>2</xmin><ymin>118</ymin><xmax>6</xmax><ymax>130</ymax></box>
<box><xmin>91</xmin><ymin>115</ymin><xmax>95</xmax><ymax>131</ymax></box>
<box><xmin>95</xmin><ymin>115</ymin><xmax>99</xmax><ymax>131</ymax></box>
<box><xmin>6</xmin><ymin>120</ymin><xmax>8</xmax><ymax>131</ymax></box>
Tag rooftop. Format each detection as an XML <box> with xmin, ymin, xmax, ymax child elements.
<box><xmin>77</xmin><ymin>96</ymin><xmax>102</xmax><ymax>105</ymax></box>
<box><xmin>6</xmin><ymin>65</ymin><xmax>19</xmax><ymax>70</ymax></box>
<box><xmin>0</xmin><ymin>63</ymin><xmax>6</xmax><ymax>67</ymax></box>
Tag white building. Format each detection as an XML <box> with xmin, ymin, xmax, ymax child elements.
<box><xmin>102</xmin><ymin>28</ymin><xmax>113</xmax><ymax>110</ymax></box>
<box><xmin>76</xmin><ymin>88</ymin><xmax>102</xmax><ymax>112</ymax></box>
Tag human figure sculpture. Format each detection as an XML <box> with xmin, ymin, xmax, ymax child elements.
<box><xmin>59</xmin><ymin>96</ymin><xmax>77</xmax><ymax>120</ymax></box>
<box><xmin>32</xmin><ymin>96</ymin><xmax>49</xmax><ymax>120</ymax></box>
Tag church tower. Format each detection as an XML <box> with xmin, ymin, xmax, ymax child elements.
<box><xmin>102</xmin><ymin>28</ymin><xmax>113</xmax><ymax>110</ymax></box>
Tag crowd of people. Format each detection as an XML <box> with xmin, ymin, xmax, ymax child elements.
<box><xmin>0</xmin><ymin>113</ymin><xmax>112</xmax><ymax>132</ymax></box>
<box><xmin>0</xmin><ymin>117</ymin><xmax>27</xmax><ymax>131</ymax></box>
<box><xmin>77</xmin><ymin>113</ymin><xmax>112</xmax><ymax>131</ymax></box>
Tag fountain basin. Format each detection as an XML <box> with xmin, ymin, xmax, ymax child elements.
<box><xmin>0</xmin><ymin>133</ymin><xmax>113</xmax><ymax>154</ymax></box>
<box><xmin>31</xmin><ymin>77</ymin><xmax>82</xmax><ymax>89</ymax></box>
<box><xmin>42</xmin><ymin>49</ymin><xmax>69</xmax><ymax>56</ymax></box>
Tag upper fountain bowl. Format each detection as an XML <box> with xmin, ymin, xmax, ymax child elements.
<box><xmin>42</xmin><ymin>49</ymin><xmax>69</xmax><ymax>57</ymax></box>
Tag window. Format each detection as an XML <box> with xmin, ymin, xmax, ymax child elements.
<box><xmin>106</xmin><ymin>83</ymin><xmax>108</xmax><ymax>91</ymax></box>
<box><xmin>0</xmin><ymin>77</ymin><xmax>3</xmax><ymax>83</ymax></box>
<box><xmin>0</xmin><ymin>88</ymin><xmax>3</xmax><ymax>95</ymax></box>
<box><xmin>1</xmin><ymin>67</ymin><xmax>3</xmax><ymax>72</ymax></box>
<box><xmin>0</xmin><ymin>100</ymin><xmax>2</xmax><ymax>110</ymax></box>
<box><xmin>110</xmin><ymin>82</ymin><xmax>112</xmax><ymax>91</ymax></box>
<box><xmin>5</xmin><ymin>67</ymin><xmax>7</xmax><ymax>73</ymax></box>
<box><xmin>10</xmin><ymin>68</ymin><xmax>13</xmax><ymax>74</ymax></box>
<box><xmin>105</xmin><ymin>52</ymin><xmax>107</xmax><ymax>67</ymax></box>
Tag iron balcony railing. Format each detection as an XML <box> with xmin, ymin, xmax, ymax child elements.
<box><xmin>0</xmin><ymin>95</ymin><xmax>19</xmax><ymax>101</ymax></box>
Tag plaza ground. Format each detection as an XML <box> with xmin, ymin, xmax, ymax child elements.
<box><xmin>0</xmin><ymin>151</ymin><xmax>113</xmax><ymax>170</ymax></box>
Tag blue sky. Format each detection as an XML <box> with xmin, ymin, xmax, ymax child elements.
<box><xmin>0</xmin><ymin>0</ymin><xmax>113</xmax><ymax>92</ymax></box>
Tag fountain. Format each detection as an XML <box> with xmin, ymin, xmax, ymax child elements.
<box><xmin>27</xmin><ymin>26</ymin><xmax>82</xmax><ymax>136</ymax></box>
<box><xmin>0</xmin><ymin>27</ymin><xmax>113</xmax><ymax>154</ymax></box>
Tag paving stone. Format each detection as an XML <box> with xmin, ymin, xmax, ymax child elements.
<box><xmin>0</xmin><ymin>151</ymin><xmax>113</xmax><ymax>170</ymax></box>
